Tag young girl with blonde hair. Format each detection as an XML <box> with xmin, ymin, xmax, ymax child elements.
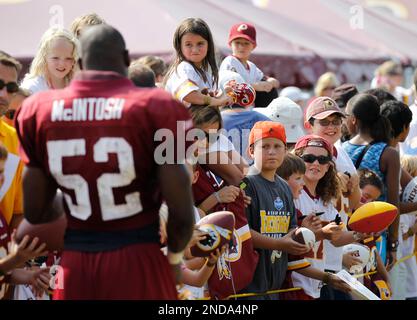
<box><xmin>21</xmin><ymin>27</ymin><xmax>78</xmax><ymax>94</ymax></box>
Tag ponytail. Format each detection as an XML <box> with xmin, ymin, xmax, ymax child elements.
<box><xmin>370</xmin><ymin>114</ymin><xmax>391</xmax><ymax>143</ymax></box>
<box><xmin>350</xmin><ymin>93</ymin><xmax>392</xmax><ymax>143</ymax></box>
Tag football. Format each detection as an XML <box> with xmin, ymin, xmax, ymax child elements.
<box><xmin>343</xmin><ymin>243</ymin><xmax>371</xmax><ymax>274</ymax></box>
<box><xmin>229</xmin><ymin>83</ymin><xmax>256</xmax><ymax>107</ymax></box>
<box><xmin>292</xmin><ymin>227</ymin><xmax>316</xmax><ymax>250</ymax></box>
<box><xmin>15</xmin><ymin>214</ymin><xmax>67</xmax><ymax>251</ymax></box>
<box><xmin>348</xmin><ymin>201</ymin><xmax>398</xmax><ymax>233</ymax></box>
<box><xmin>190</xmin><ymin>211</ymin><xmax>235</xmax><ymax>257</ymax></box>
<box><xmin>218</xmin><ymin>70</ymin><xmax>256</xmax><ymax>107</ymax></box>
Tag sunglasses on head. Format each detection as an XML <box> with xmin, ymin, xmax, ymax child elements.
<box><xmin>300</xmin><ymin>154</ymin><xmax>331</xmax><ymax>165</ymax></box>
<box><xmin>317</xmin><ymin>118</ymin><xmax>342</xmax><ymax>127</ymax></box>
<box><xmin>0</xmin><ymin>79</ymin><xmax>19</xmax><ymax>94</ymax></box>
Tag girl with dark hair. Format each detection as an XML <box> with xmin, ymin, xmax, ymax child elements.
<box><xmin>164</xmin><ymin>18</ymin><xmax>233</xmax><ymax>108</ymax></box>
<box><xmin>342</xmin><ymin>93</ymin><xmax>400</xmax><ymax>270</ymax></box>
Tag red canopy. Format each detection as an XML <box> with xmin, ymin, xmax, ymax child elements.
<box><xmin>0</xmin><ymin>0</ymin><xmax>415</xmax><ymax>87</ymax></box>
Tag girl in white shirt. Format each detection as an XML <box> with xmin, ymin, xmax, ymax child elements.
<box><xmin>21</xmin><ymin>27</ymin><xmax>78</xmax><ymax>94</ymax></box>
<box><xmin>164</xmin><ymin>18</ymin><xmax>233</xmax><ymax>108</ymax></box>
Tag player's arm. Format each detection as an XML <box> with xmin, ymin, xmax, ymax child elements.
<box><xmin>158</xmin><ymin>164</ymin><xmax>195</xmax><ymax>258</ymax></box>
<box><xmin>22</xmin><ymin>166</ymin><xmax>62</xmax><ymax>224</ymax></box>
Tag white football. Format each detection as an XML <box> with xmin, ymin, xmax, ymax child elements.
<box><xmin>343</xmin><ymin>243</ymin><xmax>371</xmax><ymax>273</ymax></box>
<box><xmin>293</xmin><ymin>227</ymin><xmax>316</xmax><ymax>250</ymax></box>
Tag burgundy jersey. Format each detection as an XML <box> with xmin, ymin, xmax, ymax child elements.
<box><xmin>192</xmin><ymin>164</ymin><xmax>258</xmax><ymax>299</ymax></box>
<box><xmin>0</xmin><ymin>212</ymin><xmax>10</xmax><ymax>299</ymax></box>
<box><xmin>16</xmin><ymin>71</ymin><xmax>192</xmax><ymax>232</ymax></box>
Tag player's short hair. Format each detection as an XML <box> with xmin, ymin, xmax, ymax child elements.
<box><xmin>276</xmin><ymin>153</ymin><xmax>306</xmax><ymax>180</ymax></box>
<box><xmin>70</xmin><ymin>13</ymin><xmax>105</xmax><ymax>38</ymax></box>
<box><xmin>0</xmin><ymin>51</ymin><xmax>22</xmax><ymax>74</ymax></box>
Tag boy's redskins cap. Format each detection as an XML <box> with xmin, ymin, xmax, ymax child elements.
<box><xmin>249</xmin><ymin>121</ymin><xmax>286</xmax><ymax>146</ymax></box>
<box><xmin>228</xmin><ymin>23</ymin><xmax>257</xmax><ymax>46</ymax></box>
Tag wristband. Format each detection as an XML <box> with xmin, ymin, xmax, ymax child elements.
<box><xmin>167</xmin><ymin>250</ymin><xmax>184</xmax><ymax>265</ymax></box>
<box><xmin>407</xmin><ymin>228</ymin><xmax>415</xmax><ymax>237</ymax></box>
<box><xmin>214</xmin><ymin>192</ymin><xmax>221</xmax><ymax>203</ymax></box>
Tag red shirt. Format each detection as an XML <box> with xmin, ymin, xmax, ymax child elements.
<box><xmin>16</xmin><ymin>71</ymin><xmax>192</xmax><ymax>232</ymax></box>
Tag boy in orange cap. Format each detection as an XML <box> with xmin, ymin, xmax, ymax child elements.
<box><xmin>238</xmin><ymin>121</ymin><xmax>310</xmax><ymax>299</ymax></box>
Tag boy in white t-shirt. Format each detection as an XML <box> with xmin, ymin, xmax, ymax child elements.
<box><xmin>219</xmin><ymin>23</ymin><xmax>279</xmax><ymax>101</ymax></box>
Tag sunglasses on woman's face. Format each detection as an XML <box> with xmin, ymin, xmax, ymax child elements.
<box><xmin>0</xmin><ymin>79</ymin><xmax>19</xmax><ymax>94</ymax></box>
<box><xmin>300</xmin><ymin>154</ymin><xmax>331</xmax><ymax>165</ymax></box>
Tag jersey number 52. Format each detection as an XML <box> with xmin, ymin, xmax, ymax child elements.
<box><xmin>47</xmin><ymin>137</ymin><xmax>142</xmax><ymax>221</ymax></box>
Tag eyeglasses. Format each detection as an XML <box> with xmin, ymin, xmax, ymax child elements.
<box><xmin>300</xmin><ymin>154</ymin><xmax>331</xmax><ymax>165</ymax></box>
<box><xmin>317</xmin><ymin>118</ymin><xmax>342</xmax><ymax>127</ymax></box>
<box><xmin>0</xmin><ymin>80</ymin><xmax>19</xmax><ymax>94</ymax></box>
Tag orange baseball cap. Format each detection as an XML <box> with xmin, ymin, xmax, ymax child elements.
<box><xmin>249</xmin><ymin>121</ymin><xmax>286</xmax><ymax>146</ymax></box>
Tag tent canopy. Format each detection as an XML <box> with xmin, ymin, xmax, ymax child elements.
<box><xmin>1</xmin><ymin>0</ymin><xmax>415</xmax><ymax>87</ymax></box>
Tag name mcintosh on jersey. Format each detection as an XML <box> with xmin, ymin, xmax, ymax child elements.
<box><xmin>51</xmin><ymin>98</ymin><xmax>124</xmax><ymax>122</ymax></box>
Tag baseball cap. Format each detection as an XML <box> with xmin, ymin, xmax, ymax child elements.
<box><xmin>254</xmin><ymin>97</ymin><xmax>305</xmax><ymax>143</ymax></box>
<box><xmin>228</xmin><ymin>23</ymin><xmax>257</xmax><ymax>47</ymax></box>
<box><xmin>249</xmin><ymin>121</ymin><xmax>286</xmax><ymax>146</ymax></box>
<box><xmin>279</xmin><ymin>86</ymin><xmax>310</xmax><ymax>102</ymax></box>
<box><xmin>331</xmin><ymin>84</ymin><xmax>358</xmax><ymax>109</ymax></box>
<box><xmin>294</xmin><ymin>134</ymin><xmax>334</xmax><ymax>155</ymax></box>
<box><xmin>305</xmin><ymin>96</ymin><xmax>345</xmax><ymax>121</ymax></box>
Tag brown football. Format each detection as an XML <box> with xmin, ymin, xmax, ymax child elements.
<box><xmin>15</xmin><ymin>214</ymin><xmax>67</xmax><ymax>251</ymax></box>
<box><xmin>190</xmin><ymin>211</ymin><xmax>235</xmax><ymax>257</ymax></box>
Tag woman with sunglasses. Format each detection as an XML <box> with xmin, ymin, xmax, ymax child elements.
<box><xmin>290</xmin><ymin>135</ymin><xmax>359</xmax><ymax>300</ymax></box>
<box><xmin>306</xmin><ymin>97</ymin><xmax>361</xmax><ymax>222</ymax></box>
